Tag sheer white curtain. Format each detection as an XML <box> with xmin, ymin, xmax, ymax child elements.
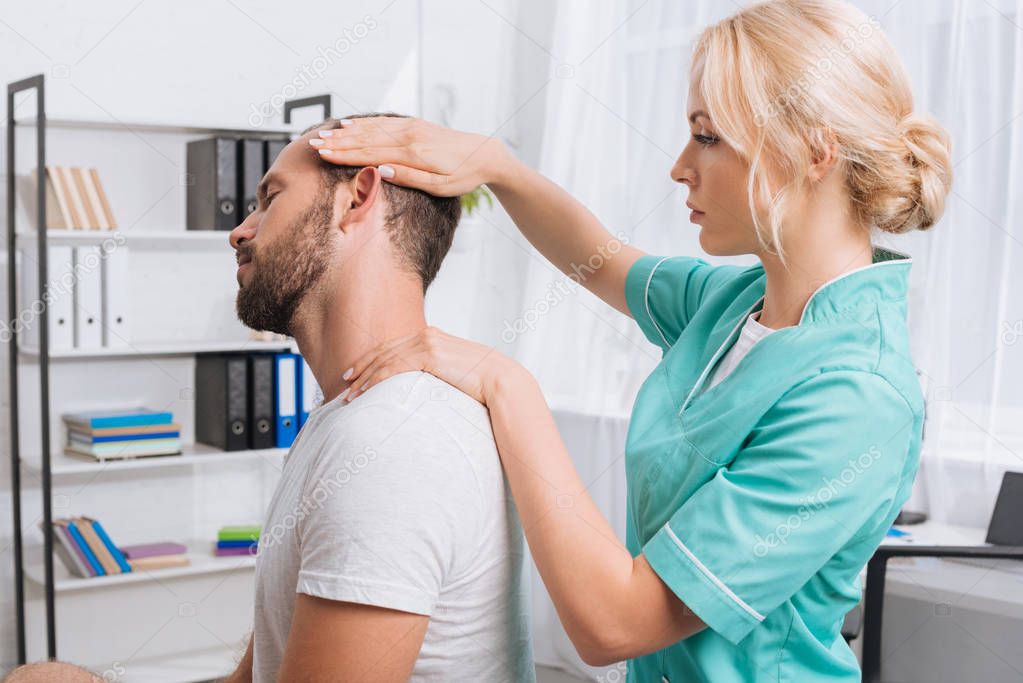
<box><xmin>515</xmin><ymin>0</ymin><xmax>1023</xmax><ymax>676</ymax></box>
<box><xmin>515</xmin><ymin>1</ymin><xmax>743</xmax><ymax>676</ymax></box>
<box><xmin>885</xmin><ymin>0</ymin><xmax>1023</xmax><ymax>527</ymax></box>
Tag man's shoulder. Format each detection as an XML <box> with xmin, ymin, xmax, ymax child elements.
<box><xmin>344</xmin><ymin>371</ymin><xmax>492</xmax><ymax>437</ymax></box>
<box><xmin>300</xmin><ymin>372</ymin><xmax>496</xmax><ymax>480</ymax></box>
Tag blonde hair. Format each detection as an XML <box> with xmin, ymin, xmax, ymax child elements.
<box><xmin>693</xmin><ymin>0</ymin><xmax>953</xmax><ymax>257</ymax></box>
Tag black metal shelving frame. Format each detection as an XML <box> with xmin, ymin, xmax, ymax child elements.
<box><xmin>7</xmin><ymin>72</ymin><xmax>48</xmax><ymax>667</ymax></box>
<box><xmin>5</xmin><ymin>72</ymin><xmax>330</xmax><ymax>665</ymax></box>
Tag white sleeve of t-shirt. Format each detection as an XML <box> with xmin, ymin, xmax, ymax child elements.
<box><xmin>294</xmin><ymin>401</ymin><xmax>485</xmax><ymax>616</ymax></box>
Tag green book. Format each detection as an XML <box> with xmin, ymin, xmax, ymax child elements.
<box><xmin>218</xmin><ymin>525</ymin><xmax>260</xmax><ymax>541</ymax></box>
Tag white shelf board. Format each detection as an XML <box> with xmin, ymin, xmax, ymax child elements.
<box><xmin>15</xmin><ymin>229</ymin><xmax>235</xmax><ymax>248</ymax></box>
<box><xmin>19</xmin><ymin>115</ymin><xmax>298</xmax><ymax>138</ymax></box>
<box><xmin>19</xmin><ymin>338</ymin><xmax>295</xmax><ymax>360</ymax></box>
<box><xmin>85</xmin><ymin>646</ymin><xmax>240</xmax><ymax>683</ymax></box>
<box><xmin>21</xmin><ymin>443</ymin><xmax>287</xmax><ymax>476</ymax></box>
<box><xmin>24</xmin><ymin>540</ymin><xmax>257</xmax><ymax>593</ymax></box>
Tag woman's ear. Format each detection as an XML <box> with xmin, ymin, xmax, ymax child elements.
<box><xmin>808</xmin><ymin>128</ymin><xmax>841</xmax><ymax>183</ymax></box>
<box><xmin>339</xmin><ymin>167</ymin><xmax>383</xmax><ymax>233</ymax></box>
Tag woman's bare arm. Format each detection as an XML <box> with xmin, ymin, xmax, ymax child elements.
<box><xmin>487</xmin><ymin>152</ymin><xmax>644</xmax><ymax>315</ymax></box>
<box><xmin>313</xmin><ymin>118</ymin><xmax>645</xmax><ymax>315</ymax></box>
<box><xmin>485</xmin><ymin>366</ymin><xmax>705</xmax><ymax>664</ymax></box>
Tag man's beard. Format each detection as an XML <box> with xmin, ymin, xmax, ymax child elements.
<box><xmin>235</xmin><ymin>198</ymin><xmax>334</xmax><ymax>336</ymax></box>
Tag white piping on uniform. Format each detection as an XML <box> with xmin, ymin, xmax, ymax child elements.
<box><xmin>797</xmin><ymin>253</ymin><xmax>912</xmax><ymax>326</ymax></box>
<box><xmin>661</xmin><ymin>522</ymin><xmax>766</xmax><ymax>622</ymax></box>
<box><xmin>645</xmin><ymin>256</ymin><xmax>676</xmax><ymax>349</ymax></box>
<box><xmin>678</xmin><ymin>296</ymin><xmax>764</xmax><ymax>415</ymax></box>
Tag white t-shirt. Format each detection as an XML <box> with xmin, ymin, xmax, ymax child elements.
<box><xmin>705</xmin><ymin>311</ymin><xmax>775</xmax><ymax>391</ymax></box>
<box><xmin>252</xmin><ymin>371</ymin><xmax>535</xmax><ymax>682</ymax></box>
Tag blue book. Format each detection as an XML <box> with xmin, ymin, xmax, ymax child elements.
<box><xmin>216</xmin><ymin>539</ymin><xmax>259</xmax><ymax>549</ymax></box>
<box><xmin>69</xmin><ymin>431</ymin><xmax>180</xmax><ymax>444</ymax></box>
<box><xmin>64</xmin><ymin>408</ymin><xmax>174</xmax><ymax>430</ymax></box>
<box><xmin>66</xmin><ymin>520</ymin><xmax>105</xmax><ymax>577</ymax></box>
<box><xmin>85</xmin><ymin>517</ymin><xmax>132</xmax><ymax>573</ymax></box>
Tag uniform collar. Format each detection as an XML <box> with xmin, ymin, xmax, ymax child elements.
<box><xmin>796</xmin><ymin>246</ymin><xmax>911</xmax><ymax>325</ymax></box>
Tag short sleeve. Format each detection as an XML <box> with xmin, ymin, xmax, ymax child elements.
<box><xmin>295</xmin><ymin>403</ymin><xmax>482</xmax><ymax>616</ymax></box>
<box><xmin>642</xmin><ymin>371</ymin><xmax>919</xmax><ymax>644</ymax></box>
<box><xmin>625</xmin><ymin>254</ymin><xmax>742</xmax><ymax>351</ymax></box>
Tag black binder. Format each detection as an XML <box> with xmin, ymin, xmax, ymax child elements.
<box><xmin>265</xmin><ymin>138</ymin><xmax>289</xmax><ymax>173</ymax></box>
<box><xmin>240</xmin><ymin>139</ymin><xmax>265</xmax><ymax>218</ymax></box>
<box><xmin>248</xmin><ymin>354</ymin><xmax>276</xmax><ymax>450</ymax></box>
<box><xmin>195</xmin><ymin>353</ymin><xmax>249</xmax><ymax>451</ymax></box>
<box><xmin>186</xmin><ymin>137</ymin><xmax>239</xmax><ymax>230</ymax></box>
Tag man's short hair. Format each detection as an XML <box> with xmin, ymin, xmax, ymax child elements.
<box><xmin>302</xmin><ymin>113</ymin><xmax>461</xmax><ymax>290</ymax></box>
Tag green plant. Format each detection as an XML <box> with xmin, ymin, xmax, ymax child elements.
<box><xmin>460</xmin><ymin>186</ymin><xmax>494</xmax><ymax>217</ymax></box>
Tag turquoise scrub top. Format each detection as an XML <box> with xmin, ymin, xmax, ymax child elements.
<box><xmin>622</xmin><ymin>247</ymin><xmax>924</xmax><ymax>682</ymax></box>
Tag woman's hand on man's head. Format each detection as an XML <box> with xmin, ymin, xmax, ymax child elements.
<box><xmin>310</xmin><ymin>117</ymin><xmax>511</xmax><ymax>198</ymax></box>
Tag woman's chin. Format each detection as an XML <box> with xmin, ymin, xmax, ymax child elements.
<box><xmin>698</xmin><ymin>228</ymin><xmax>726</xmax><ymax>256</ymax></box>
<box><xmin>698</xmin><ymin>227</ymin><xmax>750</xmax><ymax>257</ymax></box>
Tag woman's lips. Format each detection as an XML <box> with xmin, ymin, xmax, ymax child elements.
<box><xmin>687</xmin><ymin>202</ymin><xmax>705</xmax><ymax>222</ymax></box>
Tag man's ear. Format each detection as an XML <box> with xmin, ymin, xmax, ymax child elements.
<box><xmin>339</xmin><ymin>167</ymin><xmax>383</xmax><ymax>233</ymax></box>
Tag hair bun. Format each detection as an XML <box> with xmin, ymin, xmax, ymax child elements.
<box><xmin>874</xmin><ymin>112</ymin><xmax>953</xmax><ymax>234</ymax></box>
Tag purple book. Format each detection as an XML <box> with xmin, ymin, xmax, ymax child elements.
<box><xmin>119</xmin><ymin>542</ymin><xmax>188</xmax><ymax>559</ymax></box>
<box><xmin>215</xmin><ymin>546</ymin><xmax>257</xmax><ymax>557</ymax></box>
<box><xmin>59</xmin><ymin>525</ymin><xmax>95</xmax><ymax>577</ymax></box>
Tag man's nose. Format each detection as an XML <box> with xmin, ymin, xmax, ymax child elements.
<box><xmin>229</xmin><ymin>213</ymin><xmax>257</xmax><ymax>251</ymax></box>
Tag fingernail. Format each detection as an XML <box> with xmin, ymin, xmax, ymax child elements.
<box><xmin>342</xmin><ymin>368</ymin><xmax>353</xmax><ymax>380</ymax></box>
<box><xmin>308</xmin><ymin>138</ymin><xmax>325</xmax><ymax>147</ymax></box>
<box><xmin>378</xmin><ymin>165</ymin><xmax>395</xmax><ymax>179</ymax></box>
<box><xmin>317</xmin><ymin>148</ymin><xmax>332</xmax><ymax>156</ymax></box>
<box><xmin>318</xmin><ymin>129</ymin><xmax>334</xmax><ymax>138</ymax></box>
<box><xmin>339</xmin><ymin>388</ymin><xmax>350</xmax><ymax>402</ymax></box>
<box><xmin>338</xmin><ymin>119</ymin><xmax>354</xmax><ymax>127</ymax></box>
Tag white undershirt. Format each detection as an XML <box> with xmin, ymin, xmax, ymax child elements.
<box><xmin>704</xmin><ymin>311</ymin><xmax>775</xmax><ymax>392</ymax></box>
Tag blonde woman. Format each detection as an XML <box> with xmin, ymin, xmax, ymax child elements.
<box><xmin>313</xmin><ymin>0</ymin><xmax>952</xmax><ymax>679</ymax></box>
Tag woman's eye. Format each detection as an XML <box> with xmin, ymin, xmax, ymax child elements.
<box><xmin>266</xmin><ymin>192</ymin><xmax>279</xmax><ymax>205</ymax></box>
<box><xmin>693</xmin><ymin>133</ymin><xmax>719</xmax><ymax>147</ymax></box>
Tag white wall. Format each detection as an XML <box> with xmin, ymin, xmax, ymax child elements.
<box><xmin>0</xmin><ymin>0</ymin><xmax>556</xmax><ymax>672</ymax></box>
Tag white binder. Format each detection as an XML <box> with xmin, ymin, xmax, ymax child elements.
<box><xmin>73</xmin><ymin>246</ymin><xmax>104</xmax><ymax>349</ymax></box>
<box><xmin>299</xmin><ymin>356</ymin><xmax>320</xmax><ymax>427</ymax></box>
<box><xmin>20</xmin><ymin>246</ymin><xmax>75</xmax><ymax>351</ymax></box>
<box><xmin>101</xmin><ymin>246</ymin><xmax>131</xmax><ymax>348</ymax></box>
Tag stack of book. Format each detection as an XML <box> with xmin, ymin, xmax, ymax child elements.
<box><xmin>216</xmin><ymin>525</ymin><xmax>260</xmax><ymax>557</ymax></box>
<box><xmin>38</xmin><ymin>165</ymin><xmax>118</xmax><ymax>230</ymax></box>
<box><xmin>119</xmin><ymin>542</ymin><xmax>190</xmax><ymax>571</ymax></box>
<box><xmin>43</xmin><ymin>516</ymin><xmax>132</xmax><ymax>578</ymax></box>
<box><xmin>63</xmin><ymin>408</ymin><xmax>182</xmax><ymax>461</ymax></box>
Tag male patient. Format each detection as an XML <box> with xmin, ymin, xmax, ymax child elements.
<box><xmin>3</xmin><ymin>115</ymin><xmax>534</xmax><ymax>683</ymax></box>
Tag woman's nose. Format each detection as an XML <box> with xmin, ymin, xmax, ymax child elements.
<box><xmin>671</xmin><ymin>151</ymin><xmax>696</xmax><ymax>187</ymax></box>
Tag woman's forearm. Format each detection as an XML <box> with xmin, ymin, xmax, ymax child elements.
<box><xmin>487</xmin><ymin>149</ymin><xmax>644</xmax><ymax>315</ymax></box>
<box><xmin>486</xmin><ymin>366</ymin><xmax>700</xmax><ymax>664</ymax></box>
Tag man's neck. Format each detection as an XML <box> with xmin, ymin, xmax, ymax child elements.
<box><xmin>290</xmin><ymin>270</ymin><xmax>427</xmax><ymax>405</ymax></box>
